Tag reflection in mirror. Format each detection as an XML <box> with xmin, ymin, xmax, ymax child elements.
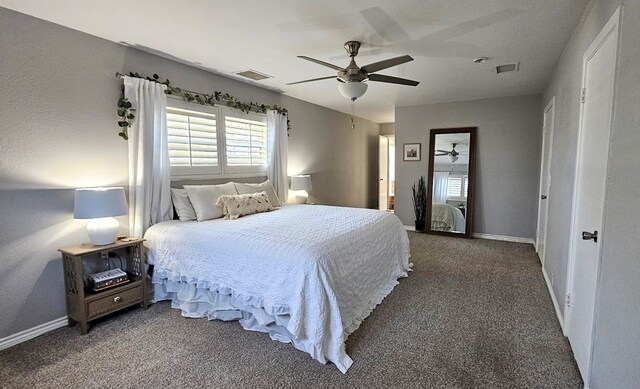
<box><xmin>426</xmin><ymin>128</ymin><xmax>476</xmax><ymax>238</ymax></box>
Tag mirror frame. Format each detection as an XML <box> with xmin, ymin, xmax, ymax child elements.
<box><xmin>425</xmin><ymin>127</ymin><xmax>477</xmax><ymax>238</ymax></box>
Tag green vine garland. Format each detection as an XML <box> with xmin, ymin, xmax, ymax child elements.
<box><xmin>116</xmin><ymin>98</ymin><xmax>135</xmax><ymax>140</ymax></box>
<box><xmin>117</xmin><ymin>72</ymin><xmax>290</xmax><ymax>140</ymax></box>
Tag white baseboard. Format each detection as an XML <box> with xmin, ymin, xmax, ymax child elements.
<box><xmin>0</xmin><ymin>316</ymin><xmax>67</xmax><ymax>351</ymax></box>
<box><xmin>473</xmin><ymin>233</ymin><xmax>535</xmax><ymax>245</ymax></box>
<box><xmin>542</xmin><ymin>266</ymin><xmax>565</xmax><ymax>333</ymax></box>
<box><xmin>404</xmin><ymin>227</ymin><xmax>534</xmax><ymax>245</ymax></box>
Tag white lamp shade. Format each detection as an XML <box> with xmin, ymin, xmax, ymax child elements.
<box><xmin>74</xmin><ymin>187</ymin><xmax>128</xmax><ymax>219</ymax></box>
<box><xmin>290</xmin><ymin>175</ymin><xmax>312</xmax><ymax>191</ymax></box>
<box><xmin>338</xmin><ymin>82</ymin><xmax>368</xmax><ymax>100</ymax></box>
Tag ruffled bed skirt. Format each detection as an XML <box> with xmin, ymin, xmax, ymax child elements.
<box><xmin>152</xmin><ymin>277</ymin><xmax>354</xmax><ymax>372</ymax></box>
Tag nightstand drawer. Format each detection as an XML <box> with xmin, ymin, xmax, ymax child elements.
<box><xmin>86</xmin><ymin>284</ymin><xmax>142</xmax><ymax>319</ymax></box>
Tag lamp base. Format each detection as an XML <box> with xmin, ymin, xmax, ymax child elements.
<box><xmin>293</xmin><ymin>190</ymin><xmax>309</xmax><ymax>204</ymax></box>
<box><xmin>86</xmin><ymin>217</ymin><xmax>120</xmax><ymax>246</ymax></box>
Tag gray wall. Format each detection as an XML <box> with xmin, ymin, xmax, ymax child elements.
<box><xmin>542</xmin><ymin>0</ymin><xmax>640</xmax><ymax>387</ymax></box>
<box><xmin>281</xmin><ymin>95</ymin><xmax>379</xmax><ymax>208</ymax></box>
<box><xmin>379</xmin><ymin>123</ymin><xmax>395</xmax><ymax>135</ymax></box>
<box><xmin>0</xmin><ymin>8</ymin><xmax>379</xmax><ymax>339</ymax></box>
<box><xmin>395</xmin><ymin>95</ymin><xmax>542</xmax><ymax>239</ymax></box>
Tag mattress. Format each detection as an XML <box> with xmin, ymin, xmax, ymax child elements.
<box><xmin>144</xmin><ymin>204</ymin><xmax>410</xmax><ymax>373</ymax></box>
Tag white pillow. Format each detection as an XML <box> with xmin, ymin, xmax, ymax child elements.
<box><xmin>216</xmin><ymin>191</ymin><xmax>274</xmax><ymax>220</ymax></box>
<box><xmin>170</xmin><ymin>188</ymin><xmax>197</xmax><ymax>221</ymax></box>
<box><xmin>234</xmin><ymin>180</ymin><xmax>280</xmax><ymax>207</ymax></box>
<box><xmin>184</xmin><ymin>182</ymin><xmax>238</xmax><ymax>221</ymax></box>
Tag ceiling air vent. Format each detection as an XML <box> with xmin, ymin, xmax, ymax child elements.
<box><xmin>233</xmin><ymin>69</ymin><xmax>272</xmax><ymax>81</ymax></box>
<box><xmin>496</xmin><ymin>62</ymin><xmax>520</xmax><ymax>74</ymax></box>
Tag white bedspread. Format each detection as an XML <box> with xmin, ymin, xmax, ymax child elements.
<box><xmin>431</xmin><ymin>203</ymin><xmax>466</xmax><ymax>232</ymax></box>
<box><xmin>144</xmin><ymin>204</ymin><xmax>410</xmax><ymax>373</ymax></box>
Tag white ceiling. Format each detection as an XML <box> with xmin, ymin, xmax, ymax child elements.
<box><xmin>0</xmin><ymin>0</ymin><xmax>588</xmax><ymax>123</ymax></box>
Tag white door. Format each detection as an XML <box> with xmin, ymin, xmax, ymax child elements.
<box><xmin>379</xmin><ymin>135</ymin><xmax>389</xmax><ymax>210</ymax></box>
<box><xmin>388</xmin><ymin>135</ymin><xmax>396</xmax><ymax>210</ymax></box>
<box><xmin>566</xmin><ymin>8</ymin><xmax>620</xmax><ymax>384</ymax></box>
<box><xmin>536</xmin><ymin>97</ymin><xmax>555</xmax><ymax>264</ymax></box>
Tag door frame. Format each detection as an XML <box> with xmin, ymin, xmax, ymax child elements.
<box><xmin>564</xmin><ymin>6</ymin><xmax>621</xmax><ymax>384</ymax></box>
<box><xmin>379</xmin><ymin>135</ymin><xmax>390</xmax><ymax>211</ymax></box>
<box><xmin>535</xmin><ymin>96</ymin><xmax>556</xmax><ymax>265</ymax></box>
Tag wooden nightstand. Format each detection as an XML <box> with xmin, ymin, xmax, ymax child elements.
<box><xmin>58</xmin><ymin>238</ymin><xmax>147</xmax><ymax>334</ymax></box>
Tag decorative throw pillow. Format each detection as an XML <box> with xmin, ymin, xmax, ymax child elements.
<box><xmin>170</xmin><ymin>188</ymin><xmax>197</xmax><ymax>221</ymax></box>
<box><xmin>184</xmin><ymin>182</ymin><xmax>238</xmax><ymax>221</ymax></box>
<box><xmin>234</xmin><ymin>180</ymin><xmax>281</xmax><ymax>207</ymax></box>
<box><xmin>216</xmin><ymin>191</ymin><xmax>274</xmax><ymax>220</ymax></box>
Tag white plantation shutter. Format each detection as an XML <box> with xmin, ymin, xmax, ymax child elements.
<box><xmin>166</xmin><ymin>103</ymin><xmax>268</xmax><ymax>176</ymax></box>
<box><xmin>446</xmin><ymin>174</ymin><xmax>469</xmax><ymax>200</ymax></box>
<box><xmin>447</xmin><ymin>177</ymin><xmax>463</xmax><ymax>198</ymax></box>
<box><xmin>167</xmin><ymin>107</ymin><xmax>219</xmax><ymax>170</ymax></box>
<box><xmin>224</xmin><ymin>115</ymin><xmax>267</xmax><ymax>167</ymax></box>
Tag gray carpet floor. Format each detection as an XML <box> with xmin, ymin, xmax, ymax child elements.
<box><xmin>0</xmin><ymin>233</ymin><xmax>582</xmax><ymax>388</ymax></box>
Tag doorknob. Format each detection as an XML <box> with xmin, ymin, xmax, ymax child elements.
<box><xmin>541</xmin><ymin>195</ymin><xmax>548</xmax><ymax>199</ymax></box>
<box><xmin>582</xmin><ymin>230</ymin><xmax>598</xmax><ymax>243</ymax></box>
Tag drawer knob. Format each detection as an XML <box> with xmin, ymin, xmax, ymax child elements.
<box><xmin>113</xmin><ymin>296</ymin><xmax>122</xmax><ymax>303</ymax></box>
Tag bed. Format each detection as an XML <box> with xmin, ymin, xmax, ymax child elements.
<box><xmin>431</xmin><ymin>203</ymin><xmax>466</xmax><ymax>232</ymax></box>
<box><xmin>144</xmin><ymin>204</ymin><xmax>410</xmax><ymax>373</ymax></box>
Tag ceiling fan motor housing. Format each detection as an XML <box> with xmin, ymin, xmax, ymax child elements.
<box><xmin>344</xmin><ymin>41</ymin><xmax>361</xmax><ymax>57</ymax></box>
<box><xmin>339</xmin><ymin>60</ymin><xmax>367</xmax><ymax>83</ymax></box>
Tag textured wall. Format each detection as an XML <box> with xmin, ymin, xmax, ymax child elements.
<box><xmin>0</xmin><ymin>7</ymin><xmax>130</xmax><ymax>339</ymax></box>
<box><xmin>539</xmin><ymin>0</ymin><xmax>623</xmax><ymax>321</ymax></box>
<box><xmin>586</xmin><ymin>1</ymin><xmax>639</xmax><ymax>387</ymax></box>
<box><xmin>282</xmin><ymin>95</ymin><xmax>379</xmax><ymax>208</ymax></box>
<box><xmin>591</xmin><ymin>0</ymin><xmax>640</xmax><ymax>384</ymax></box>
<box><xmin>395</xmin><ymin>95</ymin><xmax>542</xmax><ymax>239</ymax></box>
<box><xmin>0</xmin><ymin>8</ymin><xmax>379</xmax><ymax>339</ymax></box>
<box><xmin>379</xmin><ymin>123</ymin><xmax>395</xmax><ymax>135</ymax></box>
<box><xmin>542</xmin><ymin>0</ymin><xmax>640</xmax><ymax>387</ymax></box>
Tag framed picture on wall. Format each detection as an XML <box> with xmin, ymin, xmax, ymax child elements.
<box><xmin>403</xmin><ymin>143</ymin><xmax>421</xmax><ymax>161</ymax></box>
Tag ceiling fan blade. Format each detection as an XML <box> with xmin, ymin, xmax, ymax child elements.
<box><xmin>361</xmin><ymin>55</ymin><xmax>413</xmax><ymax>73</ymax></box>
<box><xmin>297</xmin><ymin>56</ymin><xmax>344</xmax><ymax>71</ymax></box>
<box><xmin>286</xmin><ymin>76</ymin><xmax>336</xmax><ymax>85</ymax></box>
<box><xmin>368</xmin><ymin>73</ymin><xmax>419</xmax><ymax>86</ymax></box>
<box><xmin>436</xmin><ymin>150</ymin><xmax>450</xmax><ymax>154</ymax></box>
<box><xmin>435</xmin><ymin>152</ymin><xmax>448</xmax><ymax>156</ymax></box>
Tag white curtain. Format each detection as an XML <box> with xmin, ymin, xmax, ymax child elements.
<box><xmin>124</xmin><ymin>76</ymin><xmax>172</xmax><ymax>237</ymax></box>
<box><xmin>267</xmin><ymin>110</ymin><xmax>288</xmax><ymax>204</ymax></box>
<box><xmin>433</xmin><ymin>172</ymin><xmax>449</xmax><ymax>203</ymax></box>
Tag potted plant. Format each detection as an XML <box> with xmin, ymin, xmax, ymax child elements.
<box><xmin>412</xmin><ymin>176</ymin><xmax>427</xmax><ymax>232</ymax></box>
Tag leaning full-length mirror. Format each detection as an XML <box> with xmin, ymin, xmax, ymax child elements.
<box><xmin>426</xmin><ymin>127</ymin><xmax>476</xmax><ymax>238</ymax></box>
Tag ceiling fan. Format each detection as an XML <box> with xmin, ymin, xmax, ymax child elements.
<box><xmin>435</xmin><ymin>143</ymin><xmax>462</xmax><ymax>163</ymax></box>
<box><xmin>287</xmin><ymin>41</ymin><xmax>420</xmax><ymax>100</ymax></box>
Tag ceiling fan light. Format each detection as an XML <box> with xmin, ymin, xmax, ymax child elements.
<box><xmin>449</xmin><ymin>154</ymin><xmax>459</xmax><ymax>163</ymax></box>
<box><xmin>338</xmin><ymin>82</ymin><xmax>368</xmax><ymax>100</ymax></box>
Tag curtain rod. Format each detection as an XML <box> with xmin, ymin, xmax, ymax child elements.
<box><xmin>114</xmin><ymin>71</ymin><xmax>285</xmax><ymax>117</ymax></box>
<box><xmin>116</xmin><ymin>72</ymin><xmax>204</xmax><ymax>100</ymax></box>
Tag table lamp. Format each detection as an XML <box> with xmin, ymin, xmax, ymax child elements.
<box><xmin>74</xmin><ymin>187</ymin><xmax>128</xmax><ymax>245</ymax></box>
<box><xmin>290</xmin><ymin>175</ymin><xmax>312</xmax><ymax>204</ymax></box>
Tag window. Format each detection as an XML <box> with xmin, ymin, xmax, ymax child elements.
<box><xmin>224</xmin><ymin>115</ymin><xmax>267</xmax><ymax>170</ymax></box>
<box><xmin>447</xmin><ymin>175</ymin><xmax>468</xmax><ymax>200</ymax></box>
<box><xmin>167</xmin><ymin>106</ymin><xmax>220</xmax><ymax>175</ymax></box>
<box><xmin>166</xmin><ymin>101</ymin><xmax>267</xmax><ymax>177</ymax></box>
